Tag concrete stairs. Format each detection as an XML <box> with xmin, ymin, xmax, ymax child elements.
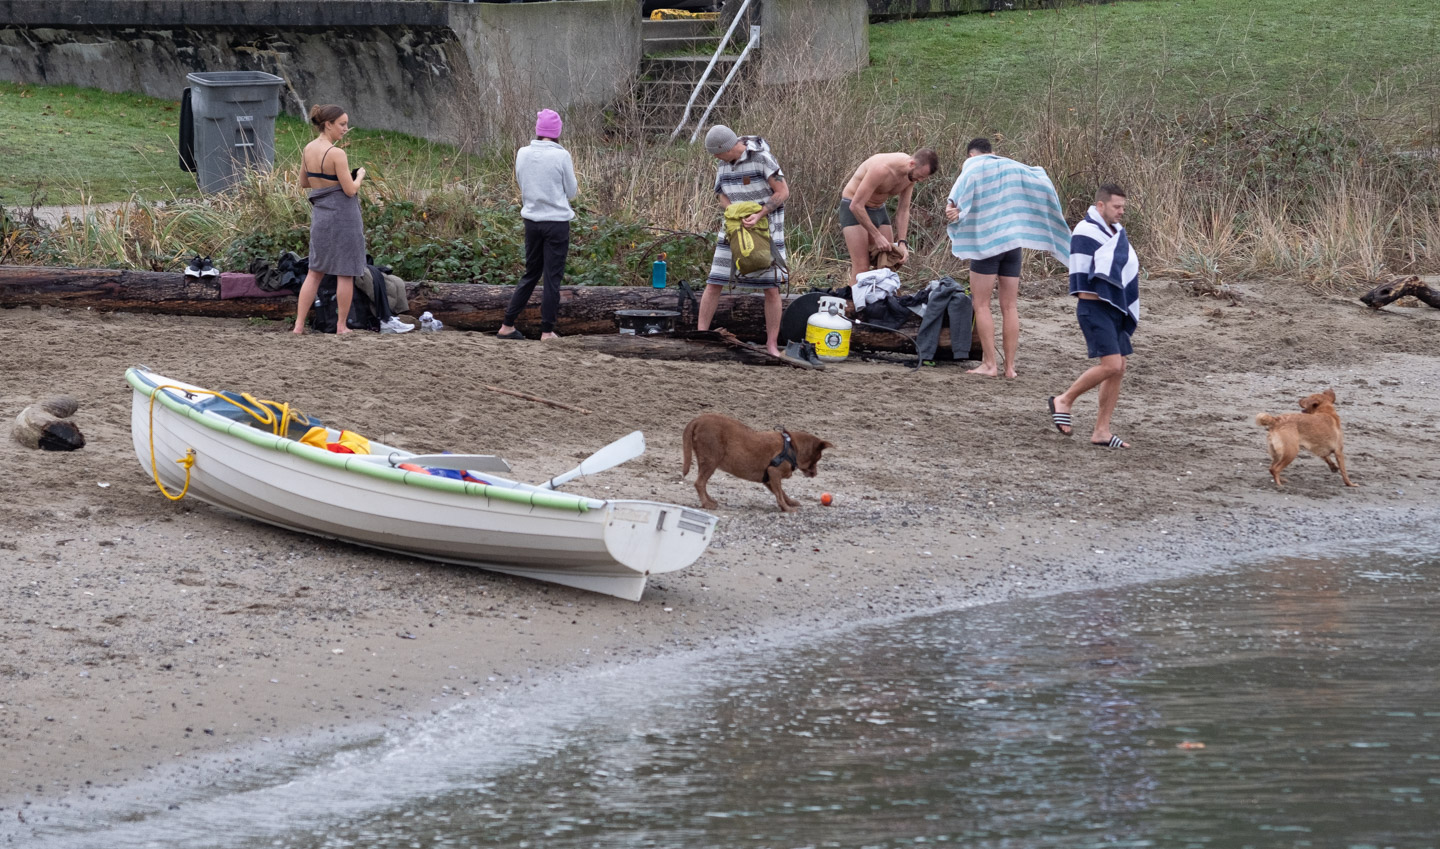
<box><xmin>635</xmin><ymin>17</ymin><xmax>749</xmax><ymax>140</ymax></box>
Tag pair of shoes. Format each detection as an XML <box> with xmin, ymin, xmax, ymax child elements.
<box><xmin>184</xmin><ymin>256</ymin><xmax>219</xmax><ymax>278</ymax></box>
<box><xmin>380</xmin><ymin>316</ymin><xmax>414</xmax><ymax>334</ymax></box>
<box><xmin>779</xmin><ymin>340</ymin><xmax>822</xmax><ymax>369</ymax></box>
<box><xmin>419</xmin><ymin>312</ymin><xmax>444</xmax><ymax>333</ymax></box>
<box><xmin>497</xmin><ymin>328</ymin><xmax>525</xmax><ymax>340</ymax></box>
<box><xmin>909</xmin><ymin>358</ymin><xmax>937</xmax><ymax>368</ymax></box>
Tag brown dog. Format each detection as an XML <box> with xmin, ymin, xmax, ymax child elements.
<box><xmin>682</xmin><ymin>413</ymin><xmax>832</xmax><ymax>513</ymax></box>
<box><xmin>1254</xmin><ymin>388</ymin><xmax>1357</xmax><ymax>488</ymax></box>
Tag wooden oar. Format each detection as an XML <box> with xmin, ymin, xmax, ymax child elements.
<box><xmin>541</xmin><ymin>431</ymin><xmax>645</xmax><ymax>490</ymax></box>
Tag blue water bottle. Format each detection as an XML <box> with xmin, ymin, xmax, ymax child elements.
<box><xmin>651</xmin><ymin>252</ymin><xmax>668</xmax><ymax>289</ymax></box>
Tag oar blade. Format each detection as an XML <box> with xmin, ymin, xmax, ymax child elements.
<box><xmin>543</xmin><ymin>431</ymin><xmax>646</xmax><ymax>489</ymax></box>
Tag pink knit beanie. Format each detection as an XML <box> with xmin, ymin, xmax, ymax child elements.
<box><xmin>536</xmin><ymin>109</ymin><xmax>563</xmax><ymax>139</ymax></box>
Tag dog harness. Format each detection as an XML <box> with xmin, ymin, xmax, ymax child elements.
<box><xmin>763</xmin><ymin>430</ymin><xmax>797</xmax><ymax>483</ymax></box>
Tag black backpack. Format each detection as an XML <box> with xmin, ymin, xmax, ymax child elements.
<box><xmin>309</xmin><ymin>272</ymin><xmax>382</xmax><ymax>333</ymax></box>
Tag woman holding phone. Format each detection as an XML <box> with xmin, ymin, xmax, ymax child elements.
<box><xmin>293</xmin><ymin>104</ymin><xmax>366</xmax><ymax>334</ymax></box>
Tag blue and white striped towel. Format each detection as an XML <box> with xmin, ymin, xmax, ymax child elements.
<box><xmin>1069</xmin><ymin>208</ymin><xmax>1141</xmax><ymax>333</ymax></box>
<box><xmin>945</xmin><ymin>154</ymin><xmax>1070</xmax><ymax>264</ymax></box>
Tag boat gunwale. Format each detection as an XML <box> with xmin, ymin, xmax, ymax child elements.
<box><xmin>126</xmin><ymin>367</ymin><xmax>596</xmax><ymax>515</ymax></box>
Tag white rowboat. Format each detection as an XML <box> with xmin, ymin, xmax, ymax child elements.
<box><xmin>127</xmin><ymin>367</ymin><xmax>717</xmax><ymax>600</ymax></box>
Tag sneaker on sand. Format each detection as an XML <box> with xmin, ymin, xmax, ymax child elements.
<box><xmin>380</xmin><ymin>316</ymin><xmax>414</xmax><ymax>334</ymax></box>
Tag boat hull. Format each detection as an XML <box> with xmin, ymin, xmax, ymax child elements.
<box><xmin>127</xmin><ymin>369</ymin><xmax>716</xmax><ymax>600</ymax></box>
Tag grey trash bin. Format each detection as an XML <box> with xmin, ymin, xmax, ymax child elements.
<box><xmin>186</xmin><ymin>71</ymin><xmax>284</xmax><ymax>194</ymax></box>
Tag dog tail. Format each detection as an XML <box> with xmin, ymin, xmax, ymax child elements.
<box><xmin>681</xmin><ymin>419</ymin><xmax>694</xmax><ymax>477</ymax></box>
<box><xmin>1255</xmin><ymin>413</ymin><xmax>1279</xmax><ymax>428</ymax></box>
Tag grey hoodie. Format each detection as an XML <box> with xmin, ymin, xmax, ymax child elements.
<box><xmin>515</xmin><ymin>139</ymin><xmax>578</xmax><ymax>222</ymax></box>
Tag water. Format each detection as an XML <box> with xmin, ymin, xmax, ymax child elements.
<box><xmin>34</xmin><ymin>544</ymin><xmax>1440</xmax><ymax>848</ymax></box>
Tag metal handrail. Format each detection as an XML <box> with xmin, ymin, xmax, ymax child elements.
<box><xmin>668</xmin><ymin>0</ymin><xmax>756</xmax><ymax>142</ymax></box>
<box><xmin>689</xmin><ymin>26</ymin><xmax>760</xmax><ymax>144</ymax></box>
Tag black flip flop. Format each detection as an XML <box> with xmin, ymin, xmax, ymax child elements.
<box><xmin>1048</xmin><ymin>396</ymin><xmax>1072</xmax><ymax>435</ymax></box>
<box><xmin>497</xmin><ymin>329</ymin><xmax>526</xmax><ymax>340</ymax></box>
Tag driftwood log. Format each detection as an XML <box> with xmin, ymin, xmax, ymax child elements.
<box><xmin>1359</xmin><ymin>276</ymin><xmax>1440</xmax><ymax>310</ymax></box>
<box><xmin>562</xmin><ymin>332</ymin><xmax>796</xmax><ymax>366</ymax></box>
<box><xmin>0</xmin><ymin>265</ymin><xmax>977</xmax><ymax>357</ymax></box>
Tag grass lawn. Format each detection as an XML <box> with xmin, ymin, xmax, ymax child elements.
<box><xmin>6</xmin><ymin>0</ymin><xmax>1439</xmax><ymax>206</ymax></box>
<box><xmin>867</xmin><ymin>0</ymin><xmax>1440</xmax><ymax>137</ymax></box>
<box><xmin>0</xmin><ymin>82</ymin><xmax>490</xmax><ymax>206</ymax></box>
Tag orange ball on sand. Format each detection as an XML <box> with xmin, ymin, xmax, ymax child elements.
<box><xmin>820</xmin><ymin>493</ymin><xmax>834</xmax><ymax>506</ymax></box>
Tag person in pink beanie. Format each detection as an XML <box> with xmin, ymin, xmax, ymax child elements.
<box><xmin>498</xmin><ymin>109</ymin><xmax>578</xmax><ymax>341</ymax></box>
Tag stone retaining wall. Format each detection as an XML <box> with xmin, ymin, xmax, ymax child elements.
<box><xmin>0</xmin><ymin>0</ymin><xmax>638</xmax><ymax>145</ymax></box>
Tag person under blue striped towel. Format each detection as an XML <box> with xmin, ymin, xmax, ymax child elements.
<box><xmin>945</xmin><ymin>139</ymin><xmax>1070</xmax><ymax>377</ymax></box>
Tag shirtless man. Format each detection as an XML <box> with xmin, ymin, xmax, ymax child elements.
<box><xmin>838</xmin><ymin>149</ymin><xmax>939</xmax><ymax>285</ymax></box>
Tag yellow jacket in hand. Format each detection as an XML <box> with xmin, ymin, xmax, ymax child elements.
<box><xmin>724</xmin><ymin>201</ymin><xmax>773</xmax><ymax>276</ymax></box>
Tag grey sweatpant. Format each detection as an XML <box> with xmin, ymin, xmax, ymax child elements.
<box><xmin>915</xmin><ymin>277</ymin><xmax>974</xmax><ymax>361</ymax></box>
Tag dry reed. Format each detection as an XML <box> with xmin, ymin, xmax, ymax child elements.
<box><xmin>22</xmin><ymin>17</ymin><xmax>1440</xmax><ymax>290</ymax></box>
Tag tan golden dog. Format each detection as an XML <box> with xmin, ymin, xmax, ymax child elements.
<box><xmin>1254</xmin><ymin>388</ymin><xmax>1357</xmax><ymax>488</ymax></box>
<box><xmin>682</xmin><ymin>413</ymin><xmax>832</xmax><ymax>513</ymax></box>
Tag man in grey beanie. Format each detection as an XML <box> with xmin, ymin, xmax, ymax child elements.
<box><xmin>697</xmin><ymin>124</ymin><xmax>792</xmax><ymax>360</ymax></box>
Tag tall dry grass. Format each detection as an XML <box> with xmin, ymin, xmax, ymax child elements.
<box><xmin>23</xmin><ymin>12</ymin><xmax>1440</xmax><ymax>290</ymax></box>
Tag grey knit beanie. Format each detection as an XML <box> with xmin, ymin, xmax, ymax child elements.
<box><xmin>705</xmin><ymin>125</ymin><xmax>739</xmax><ymax>156</ymax></box>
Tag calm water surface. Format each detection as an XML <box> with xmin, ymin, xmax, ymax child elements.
<box><xmin>39</xmin><ymin>544</ymin><xmax>1440</xmax><ymax>848</ymax></box>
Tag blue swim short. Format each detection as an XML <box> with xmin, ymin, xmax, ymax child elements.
<box><xmin>1076</xmin><ymin>298</ymin><xmax>1133</xmax><ymax>358</ymax></box>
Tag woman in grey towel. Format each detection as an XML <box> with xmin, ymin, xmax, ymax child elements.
<box><xmin>293</xmin><ymin>104</ymin><xmax>367</xmax><ymax>334</ymax></box>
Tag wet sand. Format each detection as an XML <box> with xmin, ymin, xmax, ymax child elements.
<box><xmin>2</xmin><ymin>278</ymin><xmax>1438</xmax><ymax>834</ymax></box>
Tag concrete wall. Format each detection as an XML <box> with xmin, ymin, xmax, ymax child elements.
<box><xmin>760</xmin><ymin>0</ymin><xmax>868</xmax><ymax>85</ymax></box>
<box><xmin>0</xmin><ymin>22</ymin><xmax>468</xmax><ymax>142</ymax></box>
<box><xmin>0</xmin><ymin>0</ymin><xmax>640</xmax><ymax>146</ymax></box>
<box><xmin>449</xmin><ymin>0</ymin><xmax>641</xmax><ymax>138</ymax></box>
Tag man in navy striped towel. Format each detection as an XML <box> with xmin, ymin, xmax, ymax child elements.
<box><xmin>1047</xmin><ymin>184</ymin><xmax>1140</xmax><ymax>449</ymax></box>
<box><xmin>697</xmin><ymin>124</ymin><xmax>790</xmax><ymax>359</ymax></box>
<box><xmin>944</xmin><ymin>138</ymin><xmax>1070</xmax><ymax>378</ymax></box>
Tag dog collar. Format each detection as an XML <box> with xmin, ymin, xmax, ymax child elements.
<box><xmin>763</xmin><ymin>430</ymin><xmax>797</xmax><ymax>483</ymax></box>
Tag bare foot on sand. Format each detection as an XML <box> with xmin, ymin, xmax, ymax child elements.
<box><xmin>967</xmin><ymin>363</ymin><xmax>999</xmax><ymax>377</ymax></box>
<box><xmin>1005</xmin><ymin>368</ymin><xmax>1019</xmax><ymax>379</ymax></box>
<box><xmin>541</xmin><ymin>332</ymin><xmax>560</xmax><ymax>341</ymax></box>
<box><xmin>336</xmin><ymin>328</ymin><xmax>353</xmax><ymax>336</ymax></box>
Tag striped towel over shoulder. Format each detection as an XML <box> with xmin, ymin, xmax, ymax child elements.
<box><xmin>945</xmin><ymin>154</ymin><xmax>1070</xmax><ymax>264</ymax></box>
<box><xmin>707</xmin><ymin>136</ymin><xmax>787</xmax><ymax>287</ymax></box>
<box><xmin>1069</xmin><ymin>208</ymin><xmax>1141</xmax><ymax>333</ymax></box>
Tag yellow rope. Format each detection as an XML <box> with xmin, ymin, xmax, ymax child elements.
<box><xmin>145</xmin><ymin>384</ymin><xmax>310</xmax><ymax>501</ymax></box>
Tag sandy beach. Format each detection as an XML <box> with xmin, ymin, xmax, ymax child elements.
<box><xmin>2</xmin><ymin>277</ymin><xmax>1438</xmax><ymax>836</ymax></box>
